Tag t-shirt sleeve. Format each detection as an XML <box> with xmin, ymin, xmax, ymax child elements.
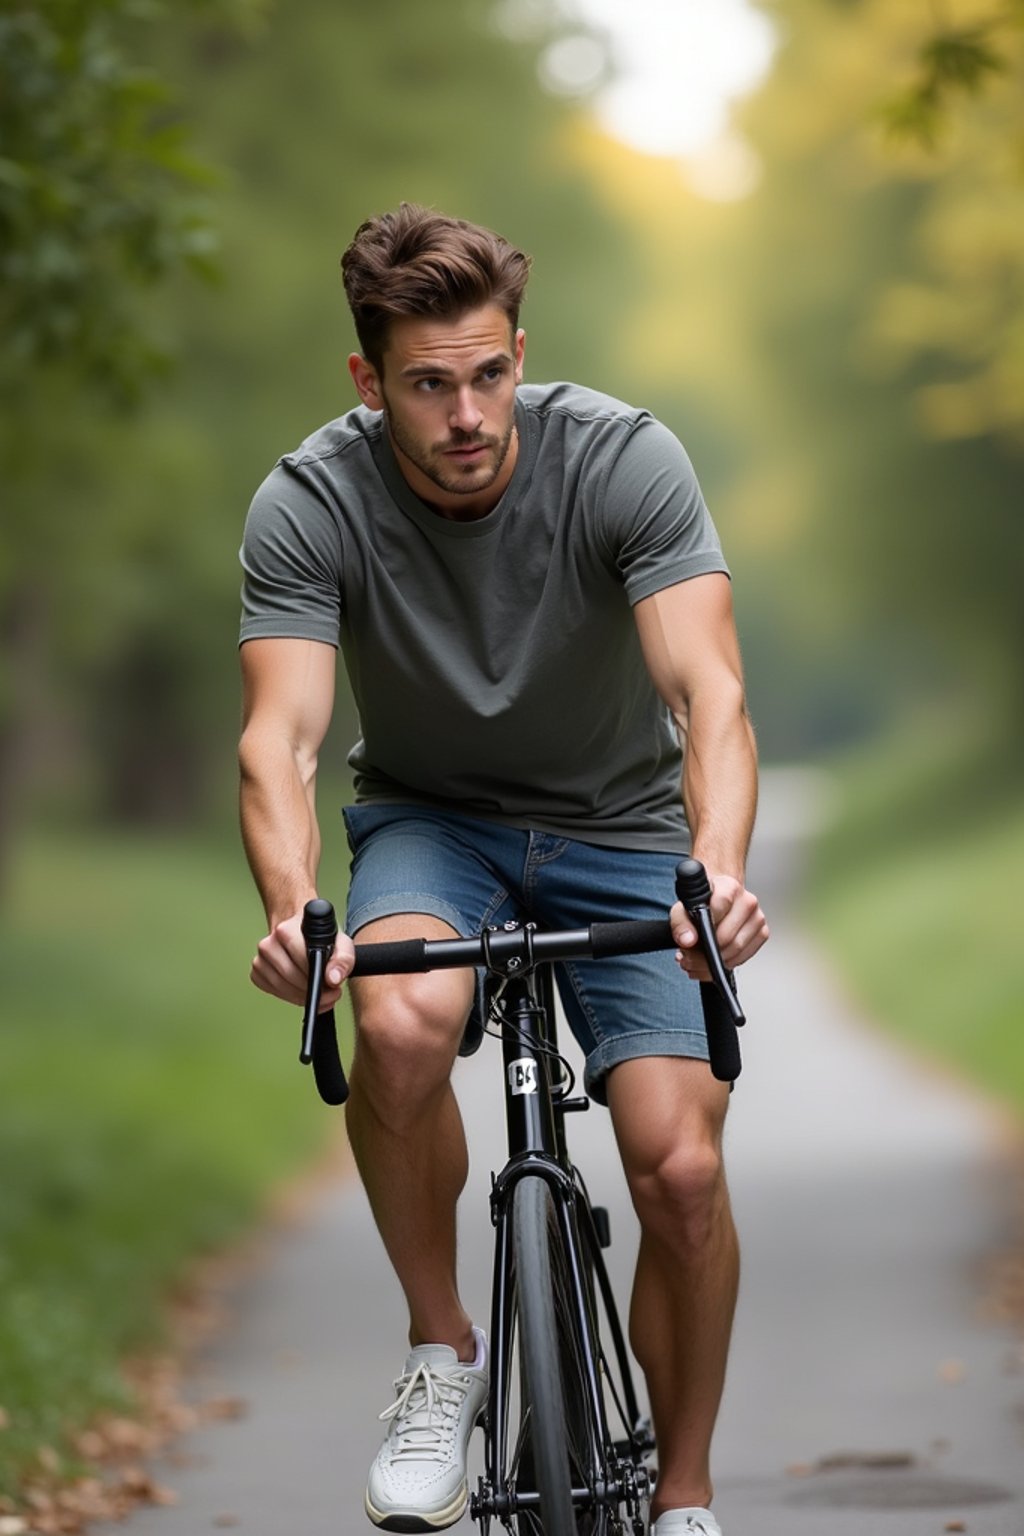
<box><xmin>239</xmin><ymin>464</ymin><xmax>343</xmax><ymax>647</ymax></box>
<box><xmin>598</xmin><ymin>417</ymin><xmax>729</xmax><ymax>604</ymax></box>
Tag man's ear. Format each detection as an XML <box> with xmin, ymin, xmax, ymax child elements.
<box><xmin>514</xmin><ymin>328</ymin><xmax>526</xmax><ymax>385</ymax></box>
<box><xmin>348</xmin><ymin>353</ymin><xmax>384</xmax><ymax>411</ymax></box>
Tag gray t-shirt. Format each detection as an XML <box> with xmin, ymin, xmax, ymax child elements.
<box><xmin>239</xmin><ymin>382</ymin><xmax>729</xmax><ymax>850</ymax></box>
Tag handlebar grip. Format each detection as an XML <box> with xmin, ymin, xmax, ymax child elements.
<box><xmin>700</xmin><ymin>983</ymin><xmax>743</xmax><ymax>1084</ymax></box>
<box><xmin>351</xmin><ymin>937</ymin><xmax>429</xmax><ymax>976</ymax></box>
<box><xmin>589</xmin><ymin>918</ymin><xmax>673</xmax><ymax>959</ymax></box>
<box><xmin>301</xmin><ymin>899</ymin><xmax>349</xmax><ymax>1106</ymax></box>
<box><xmin>675</xmin><ymin>858</ymin><xmax>744</xmax><ymax>1084</ymax></box>
<box><xmin>311</xmin><ymin>1008</ymin><xmax>349</xmax><ymax>1106</ymax></box>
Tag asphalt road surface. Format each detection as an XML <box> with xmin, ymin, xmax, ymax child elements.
<box><xmin>96</xmin><ymin>779</ymin><xmax>1024</xmax><ymax>1535</ymax></box>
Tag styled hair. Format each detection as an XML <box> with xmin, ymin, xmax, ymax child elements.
<box><xmin>341</xmin><ymin>203</ymin><xmax>532</xmax><ymax>371</ymax></box>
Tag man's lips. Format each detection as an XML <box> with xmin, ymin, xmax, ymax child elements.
<box><xmin>444</xmin><ymin>441</ymin><xmax>490</xmax><ymax>458</ymax></box>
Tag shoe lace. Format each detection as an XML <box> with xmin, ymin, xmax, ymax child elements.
<box><xmin>378</xmin><ymin>1362</ymin><xmax>471</xmax><ymax>1463</ymax></box>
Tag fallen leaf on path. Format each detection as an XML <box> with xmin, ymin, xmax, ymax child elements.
<box><xmin>816</xmin><ymin>1451</ymin><xmax>917</xmax><ymax>1471</ymax></box>
<box><xmin>71</xmin><ymin>1432</ymin><xmax>105</xmax><ymax>1462</ymax></box>
<box><xmin>201</xmin><ymin>1395</ymin><xmax>247</xmax><ymax>1422</ymax></box>
<box><xmin>784</xmin><ymin>1449</ymin><xmax>921</xmax><ymax>1480</ymax></box>
<box><xmin>100</xmin><ymin>1417</ymin><xmax>153</xmax><ymax>1454</ymax></box>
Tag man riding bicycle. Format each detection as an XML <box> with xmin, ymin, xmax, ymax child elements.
<box><xmin>239</xmin><ymin>203</ymin><xmax>768</xmax><ymax>1536</ymax></box>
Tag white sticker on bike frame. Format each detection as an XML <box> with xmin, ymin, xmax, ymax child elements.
<box><xmin>508</xmin><ymin>1059</ymin><xmax>539</xmax><ymax>1096</ymax></box>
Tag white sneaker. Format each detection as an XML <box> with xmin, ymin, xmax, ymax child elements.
<box><xmin>365</xmin><ymin>1327</ymin><xmax>488</xmax><ymax>1531</ymax></box>
<box><xmin>652</xmin><ymin>1510</ymin><xmax>722</xmax><ymax>1536</ymax></box>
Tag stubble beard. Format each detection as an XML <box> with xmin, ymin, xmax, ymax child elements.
<box><xmin>385</xmin><ymin>406</ymin><xmax>516</xmax><ymax>499</ymax></box>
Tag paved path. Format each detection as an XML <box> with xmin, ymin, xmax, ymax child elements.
<box><xmin>97</xmin><ymin>787</ymin><xmax>1024</xmax><ymax>1534</ymax></box>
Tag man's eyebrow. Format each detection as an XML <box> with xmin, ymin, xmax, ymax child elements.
<box><xmin>399</xmin><ymin>351</ymin><xmax>512</xmax><ymax>380</ymax></box>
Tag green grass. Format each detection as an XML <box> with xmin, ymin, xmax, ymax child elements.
<box><xmin>806</xmin><ymin>734</ymin><xmax>1024</xmax><ymax>1121</ymax></box>
<box><xmin>0</xmin><ymin>828</ymin><xmax>351</xmax><ymax>1497</ymax></box>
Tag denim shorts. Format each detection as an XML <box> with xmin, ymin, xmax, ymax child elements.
<box><xmin>342</xmin><ymin>803</ymin><xmax>708</xmax><ymax>1105</ymax></box>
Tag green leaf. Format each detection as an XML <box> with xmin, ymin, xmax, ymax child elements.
<box><xmin>920</xmin><ymin>27</ymin><xmax>1007</xmax><ymax>93</ymax></box>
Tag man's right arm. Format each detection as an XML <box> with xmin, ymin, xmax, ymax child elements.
<box><xmin>239</xmin><ymin>637</ymin><xmax>353</xmax><ymax>1007</ymax></box>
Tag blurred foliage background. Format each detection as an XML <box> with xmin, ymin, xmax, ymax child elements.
<box><xmin>1</xmin><ymin>0</ymin><xmax>1022</xmax><ymax>1502</ymax></box>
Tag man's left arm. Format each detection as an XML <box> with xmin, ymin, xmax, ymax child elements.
<box><xmin>633</xmin><ymin>571</ymin><xmax>769</xmax><ymax>976</ymax></box>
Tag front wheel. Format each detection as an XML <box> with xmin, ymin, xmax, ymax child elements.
<box><xmin>505</xmin><ymin>1174</ymin><xmax>610</xmax><ymax>1534</ymax></box>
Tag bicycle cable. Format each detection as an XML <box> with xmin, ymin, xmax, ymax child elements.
<box><xmin>483</xmin><ymin>979</ymin><xmax>578</xmax><ymax>1100</ymax></box>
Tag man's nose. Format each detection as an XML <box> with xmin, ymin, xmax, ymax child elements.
<box><xmin>450</xmin><ymin>388</ymin><xmax>483</xmax><ymax>434</ymax></box>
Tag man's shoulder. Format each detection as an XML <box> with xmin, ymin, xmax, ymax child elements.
<box><xmin>277</xmin><ymin>405</ymin><xmax>382</xmax><ymax>474</ymax></box>
<box><xmin>517</xmin><ymin>384</ymin><xmax>686</xmax><ymax>488</ymax></box>
<box><xmin>518</xmin><ymin>381</ymin><xmax>650</xmax><ymax>431</ymax></box>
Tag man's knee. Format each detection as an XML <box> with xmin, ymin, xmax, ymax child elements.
<box><xmin>350</xmin><ymin>922</ymin><xmax>474</xmax><ymax>1115</ymax></box>
<box><xmin>355</xmin><ymin>972</ymin><xmax>470</xmax><ymax>1059</ymax></box>
<box><xmin>628</xmin><ymin>1139</ymin><xmax>727</xmax><ymax>1252</ymax></box>
<box><xmin>608</xmin><ymin>1057</ymin><xmax>730</xmax><ymax>1253</ymax></box>
<box><xmin>351</xmin><ymin>915</ymin><xmax>472</xmax><ymax>1058</ymax></box>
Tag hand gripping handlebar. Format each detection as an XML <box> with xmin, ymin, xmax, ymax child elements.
<box><xmin>298</xmin><ymin>856</ymin><xmax>746</xmax><ymax>1104</ymax></box>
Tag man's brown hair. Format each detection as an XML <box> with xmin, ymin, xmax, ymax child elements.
<box><xmin>341</xmin><ymin>204</ymin><xmax>532</xmax><ymax>371</ymax></box>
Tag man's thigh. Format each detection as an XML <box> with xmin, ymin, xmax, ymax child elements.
<box><xmin>606</xmin><ymin>1055</ymin><xmax>731</xmax><ymax>1174</ymax></box>
<box><xmin>343</xmin><ymin>803</ymin><xmax>523</xmax><ymax>939</ymax></box>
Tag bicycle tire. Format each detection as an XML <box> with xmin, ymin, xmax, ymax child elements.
<box><xmin>509</xmin><ymin>1174</ymin><xmax>607</xmax><ymax>1535</ymax></box>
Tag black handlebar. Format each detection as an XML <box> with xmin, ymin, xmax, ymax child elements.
<box><xmin>298</xmin><ymin>856</ymin><xmax>745</xmax><ymax>1104</ymax></box>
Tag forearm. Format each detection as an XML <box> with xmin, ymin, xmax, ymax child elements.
<box><xmin>633</xmin><ymin>576</ymin><xmax>766</xmax><ymax>969</ymax></box>
<box><xmin>680</xmin><ymin>684</ymin><xmax>758</xmax><ymax>881</ymax></box>
<box><xmin>239</xmin><ymin>728</ymin><xmax>322</xmax><ymax>928</ymax></box>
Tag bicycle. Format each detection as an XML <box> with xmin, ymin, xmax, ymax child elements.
<box><xmin>298</xmin><ymin>856</ymin><xmax>745</xmax><ymax>1536</ymax></box>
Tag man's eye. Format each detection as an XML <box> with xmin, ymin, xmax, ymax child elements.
<box><xmin>416</xmin><ymin>378</ymin><xmax>443</xmax><ymax>392</ymax></box>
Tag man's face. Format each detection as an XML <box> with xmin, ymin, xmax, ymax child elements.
<box><xmin>349</xmin><ymin>305</ymin><xmax>525</xmax><ymax>519</ymax></box>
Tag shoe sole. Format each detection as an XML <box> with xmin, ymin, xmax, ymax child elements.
<box><xmin>364</xmin><ymin>1486</ymin><xmax>467</xmax><ymax>1532</ymax></box>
